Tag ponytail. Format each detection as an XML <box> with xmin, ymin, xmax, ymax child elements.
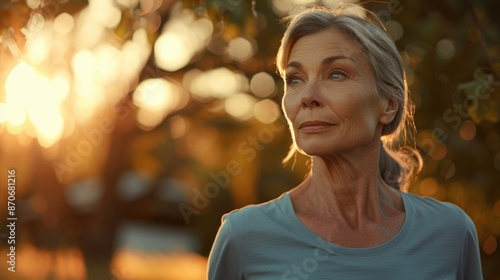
<box><xmin>379</xmin><ymin>143</ymin><xmax>422</xmax><ymax>192</ymax></box>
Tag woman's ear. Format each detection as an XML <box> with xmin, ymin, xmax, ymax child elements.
<box><xmin>380</xmin><ymin>96</ymin><xmax>399</xmax><ymax>125</ymax></box>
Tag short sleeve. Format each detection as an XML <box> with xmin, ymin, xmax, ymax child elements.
<box><xmin>457</xmin><ymin>212</ymin><xmax>483</xmax><ymax>280</ymax></box>
<box><xmin>207</xmin><ymin>215</ymin><xmax>245</xmax><ymax>280</ymax></box>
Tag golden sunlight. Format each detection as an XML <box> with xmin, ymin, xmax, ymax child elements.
<box><xmin>134</xmin><ymin>79</ymin><xmax>175</xmax><ymax>111</ymax></box>
<box><xmin>228</xmin><ymin>37</ymin><xmax>254</xmax><ymax>62</ymax></box>
<box><xmin>4</xmin><ymin>62</ymin><xmax>67</xmax><ymax>147</ymax></box>
<box><xmin>254</xmin><ymin>99</ymin><xmax>281</xmax><ymax>124</ymax></box>
<box><xmin>53</xmin><ymin>13</ymin><xmax>75</xmax><ymax>35</ymax></box>
<box><xmin>0</xmin><ymin>103</ymin><xmax>8</xmax><ymax>123</ymax></box>
<box><xmin>25</xmin><ymin>27</ymin><xmax>53</xmax><ymax>66</ymax></box>
<box><xmin>72</xmin><ymin>49</ymin><xmax>98</xmax><ymax>83</ymax></box>
<box><xmin>155</xmin><ymin>32</ymin><xmax>192</xmax><ymax>72</ymax></box>
<box><xmin>224</xmin><ymin>93</ymin><xmax>256</xmax><ymax>121</ymax></box>
<box><xmin>133</xmin><ymin>78</ymin><xmax>185</xmax><ymax>130</ymax></box>
<box><xmin>0</xmin><ymin>244</ymin><xmax>86</xmax><ymax>279</ymax></box>
<box><xmin>25</xmin><ymin>76</ymin><xmax>65</xmax><ymax>147</ymax></box>
<box><xmin>189</xmin><ymin>68</ymin><xmax>242</xmax><ymax>100</ymax></box>
<box><xmin>250</xmin><ymin>72</ymin><xmax>276</xmax><ymax>98</ymax></box>
<box><xmin>6</xmin><ymin>104</ymin><xmax>26</xmax><ymax>129</ymax></box>
<box><xmin>111</xmin><ymin>249</ymin><xmax>207</xmax><ymax>280</ymax></box>
<box><xmin>4</xmin><ymin>62</ymin><xmax>34</xmax><ymax>128</ymax></box>
<box><xmin>154</xmin><ymin>10</ymin><xmax>213</xmax><ymax>72</ymax></box>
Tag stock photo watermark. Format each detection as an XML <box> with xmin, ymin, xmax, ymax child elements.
<box><xmin>2</xmin><ymin>169</ymin><xmax>17</xmax><ymax>273</ymax></box>
<box><xmin>50</xmin><ymin>60</ymin><xmax>165</xmax><ymax>183</ymax></box>
<box><xmin>281</xmin><ymin>238</ymin><xmax>338</xmax><ymax>280</ymax></box>
<box><xmin>418</xmin><ymin>68</ymin><xmax>496</xmax><ymax>159</ymax></box>
<box><xmin>51</xmin><ymin>99</ymin><xmax>132</xmax><ymax>183</ymax></box>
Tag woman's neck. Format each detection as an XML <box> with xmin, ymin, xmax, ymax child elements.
<box><xmin>291</xmin><ymin>149</ymin><xmax>404</xmax><ymax>230</ymax></box>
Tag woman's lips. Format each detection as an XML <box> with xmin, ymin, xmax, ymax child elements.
<box><xmin>298</xmin><ymin>121</ymin><xmax>335</xmax><ymax>132</ymax></box>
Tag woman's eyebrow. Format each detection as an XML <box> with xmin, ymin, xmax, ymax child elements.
<box><xmin>285</xmin><ymin>61</ymin><xmax>302</xmax><ymax>71</ymax></box>
<box><xmin>321</xmin><ymin>55</ymin><xmax>354</xmax><ymax>66</ymax></box>
<box><xmin>286</xmin><ymin>55</ymin><xmax>354</xmax><ymax>72</ymax></box>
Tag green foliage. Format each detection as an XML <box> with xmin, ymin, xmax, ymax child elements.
<box><xmin>458</xmin><ymin>69</ymin><xmax>499</xmax><ymax>123</ymax></box>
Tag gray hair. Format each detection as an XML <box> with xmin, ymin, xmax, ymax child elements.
<box><xmin>276</xmin><ymin>4</ymin><xmax>422</xmax><ymax>191</ymax></box>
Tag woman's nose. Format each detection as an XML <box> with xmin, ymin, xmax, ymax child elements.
<box><xmin>301</xmin><ymin>98</ymin><xmax>321</xmax><ymax>108</ymax></box>
<box><xmin>301</xmin><ymin>87</ymin><xmax>322</xmax><ymax>109</ymax></box>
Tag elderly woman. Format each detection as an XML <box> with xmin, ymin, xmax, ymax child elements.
<box><xmin>208</xmin><ymin>5</ymin><xmax>483</xmax><ymax>280</ymax></box>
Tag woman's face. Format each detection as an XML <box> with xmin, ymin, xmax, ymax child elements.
<box><xmin>282</xmin><ymin>28</ymin><xmax>391</xmax><ymax>157</ymax></box>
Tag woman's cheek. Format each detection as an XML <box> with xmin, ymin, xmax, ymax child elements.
<box><xmin>282</xmin><ymin>95</ymin><xmax>295</xmax><ymax>121</ymax></box>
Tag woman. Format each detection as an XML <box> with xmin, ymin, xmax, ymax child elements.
<box><xmin>208</xmin><ymin>4</ymin><xmax>483</xmax><ymax>279</ymax></box>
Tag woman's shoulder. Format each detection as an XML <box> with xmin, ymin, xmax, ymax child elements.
<box><xmin>221</xmin><ymin>192</ymin><xmax>291</xmax><ymax>231</ymax></box>
<box><xmin>223</xmin><ymin>192</ymin><xmax>289</xmax><ymax>220</ymax></box>
<box><xmin>403</xmin><ymin>191</ymin><xmax>473</xmax><ymax>228</ymax></box>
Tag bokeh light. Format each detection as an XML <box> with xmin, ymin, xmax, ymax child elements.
<box><xmin>134</xmin><ymin>79</ymin><xmax>174</xmax><ymax>111</ymax></box>
<box><xmin>8</xmin><ymin>245</ymin><xmax>87</xmax><ymax>279</ymax></box>
<box><xmin>250</xmin><ymin>72</ymin><xmax>276</xmax><ymax>98</ymax></box>
<box><xmin>139</xmin><ymin>0</ymin><xmax>163</xmax><ymax>13</ymax></box>
<box><xmin>254</xmin><ymin>99</ymin><xmax>281</xmax><ymax>124</ymax></box>
<box><xmin>0</xmin><ymin>103</ymin><xmax>8</xmax><ymax>123</ymax></box>
<box><xmin>228</xmin><ymin>37</ymin><xmax>254</xmax><ymax>62</ymax></box>
<box><xmin>25</xmin><ymin>27</ymin><xmax>52</xmax><ymax>65</ymax></box>
<box><xmin>483</xmin><ymin>235</ymin><xmax>497</xmax><ymax>255</ymax></box>
<box><xmin>155</xmin><ymin>11</ymin><xmax>213</xmax><ymax>72</ymax></box>
<box><xmin>111</xmin><ymin>250</ymin><xmax>207</xmax><ymax>279</ymax></box>
<box><xmin>291</xmin><ymin>0</ymin><xmax>316</xmax><ymax>4</ymax></box>
<box><xmin>271</xmin><ymin>0</ymin><xmax>293</xmax><ymax>16</ymax></box>
<box><xmin>155</xmin><ymin>33</ymin><xmax>192</xmax><ymax>72</ymax></box>
<box><xmin>88</xmin><ymin>0</ymin><xmax>122</xmax><ymax>29</ymax></box>
<box><xmin>460</xmin><ymin>120</ymin><xmax>477</xmax><ymax>140</ymax></box>
<box><xmin>120</xmin><ymin>29</ymin><xmax>151</xmax><ymax>80</ymax></box>
<box><xmin>168</xmin><ymin>115</ymin><xmax>189</xmax><ymax>139</ymax></box>
<box><xmin>133</xmin><ymin>78</ymin><xmax>185</xmax><ymax>130</ymax></box>
<box><xmin>30</xmin><ymin>108</ymin><xmax>64</xmax><ymax>148</ymax></box>
<box><xmin>188</xmin><ymin>67</ymin><xmax>243</xmax><ymax>100</ymax></box>
<box><xmin>54</xmin><ymin>13</ymin><xmax>75</xmax><ymax>35</ymax></box>
<box><xmin>116</xmin><ymin>171</ymin><xmax>153</xmax><ymax>202</ymax></box>
<box><xmin>72</xmin><ymin>49</ymin><xmax>98</xmax><ymax>83</ymax></box>
<box><xmin>94</xmin><ymin>45</ymin><xmax>122</xmax><ymax>84</ymax></box>
<box><xmin>116</xmin><ymin>0</ymin><xmax>140</xmax><ymax>8</ymax></box>
<box><xmin>65</xmin><ymin>179</ymin><xmax>105</xmax><ymax>212</ymax></box>
<box><xmin>224</xmin><ymin>93</ymin><xmax>256</xmax><ymax>121</ymax></box>
<box><xmin>26</xmin><ymin>0</ymin><xmax>42</xmax><ymax>9</ymax></box>
<box><xmin>4</xmin><ymin>61</ymin><xmax>66</xmax><ymax>147</ymax></box>
<box><xmin>385</xmin><ymin>20</ymin><xmax>404</xmax><ymax>41</ymax></box>
<box><xmin>436</xmin><ymin>39</ymin><xmax>456</xmax><ymax>60</ymax></box>
<box><xmin>419</xmin><ymin>177</ymin><xmax>439</xmax><ymax>196</ymax></box>
<box><xmin>6</xmin><ymin>107</ymin><xmax>26</xmax><ymax>129</ymax></box>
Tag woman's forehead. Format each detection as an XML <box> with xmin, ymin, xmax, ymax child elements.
<box><xmin>287</xmin><ymin>29</ymin><xmax>368</xmax><ymax>67</ymax></box>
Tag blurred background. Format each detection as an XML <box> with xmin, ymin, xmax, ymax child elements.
<box><xmin>0</xmin><ymin>0</ymin><xmax>498</xmax><ymax>279</ymax></box>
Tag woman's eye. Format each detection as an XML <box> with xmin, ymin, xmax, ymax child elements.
<box><xmin>286</xmin><ymin>76</ymin><xmax>302</xmax><ymax>85</ymax></box>
<box><xmin>328</xmin><ymin>71</ymin><xmax>347</xmax><ymax>81</ymax></box>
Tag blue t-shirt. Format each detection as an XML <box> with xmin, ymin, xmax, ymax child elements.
<box><xmin>208</xmin><ymin>191</ymin><xmax>483</xmax><ymax>280</ymax></box>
